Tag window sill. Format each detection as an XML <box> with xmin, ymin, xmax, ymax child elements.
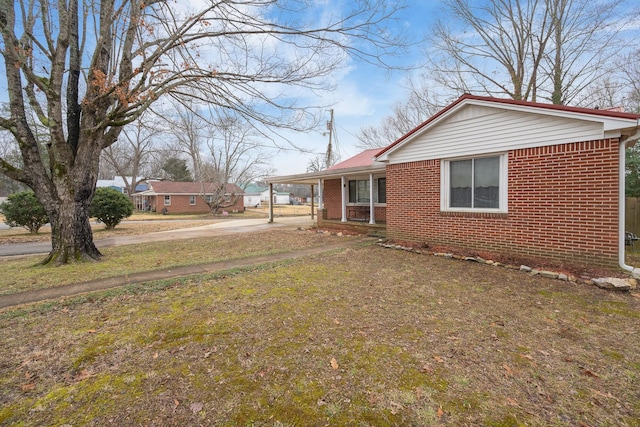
<box><xmin>440</xmin><ymin>210</ymin><xmax>508</xmax><ymax>218</ymax></box>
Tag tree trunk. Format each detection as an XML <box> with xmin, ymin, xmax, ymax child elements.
<box><xmin>36</xmin><ymin>145</ymin><xmax>103</xmax><ymax>266</ymax></box>
<box><xmin>41</xmin><ymin>195</ymin><xmax>102</xmax><ymax>265</ymax></box>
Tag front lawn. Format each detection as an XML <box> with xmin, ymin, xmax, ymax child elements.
<box><xmin>0</xmin><ymin>230</ymin><xmax>347</xmax><ymax>295</ymax></box>
<box><xmin>1</xmin><ymin>242</ymin><xmax>638</xmax><ymax>425</ymax></box>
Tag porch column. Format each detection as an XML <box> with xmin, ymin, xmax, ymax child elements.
<box><xmin>341</xmin><ymin>175</ymin><xmax>347</xmax><ymax>222</ymax></box>
<box><xmin>318</xmin><ymin>179</ymin><xmax>323</xmax><ymax>208</ymax></box>
<box><xmin>310</xmin><ymin>184</ymin><xmax>315</xmax><ymax>220</ymax></box>
<box><xmin>369</xmin><ymin>173</ymin><xmax>376</xmax><ymax>225</ymax></box>
<box><xmin>268</xmin><ymin>183</ymin><xmax>274</xmax><ymax>223</ymax></box>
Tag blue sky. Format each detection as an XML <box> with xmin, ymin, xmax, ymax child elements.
<box><xmin>269</xmin><ymin>1</ymin><xmax>441</xmax><ymax>175</ymax></box>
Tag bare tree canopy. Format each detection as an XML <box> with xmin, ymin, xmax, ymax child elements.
<box><xmin>356</xmin><ymin>81</ymin><xmax>445</xmax><ymax>149</ymax></box>
<box><xmin>0</xmin><ymin>0</ymin><xmax>408</xmax><ymax>264</ymax></box>
<box><xmin>357</xmin><ymin>0</ymin><xmax>636</xmax><ymax>150</ymax></box>
<box><xmin>426</xmin><ymin>0</ymin><xmax>632</xmax><ymax>105</ymax></box>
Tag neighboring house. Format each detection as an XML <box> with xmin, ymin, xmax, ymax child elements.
<box><xmin>261</xmin><ymin>189</ymin><xmax>291</xmax><ymax>205</ymax></box>
<box><xmin>96</xmin><ymin>176</ymin><xmax>148</xmax><ymax>194</ymax></box>
<box><xmin>132</xmin><ymin>181</ymin><xmax>244</xmax><ymax>214</ymax></box>
<box><xmin>243</xmin><ymin>184</ymin><xmax>267</xmax><ymax>208</ymax></box>
<box><xmin>268</xmin><ymin>94</ymin><xmax>640</xmax><ymax>270</ymax></box>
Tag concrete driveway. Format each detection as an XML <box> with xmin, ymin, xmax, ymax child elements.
<box><xmin>0</xmin><ymin>216</ymin><xmax>316</xmax><ymax>257</ymax></box>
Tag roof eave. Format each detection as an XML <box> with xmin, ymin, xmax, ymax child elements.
<box><xmin>267</xmin><ymin>164</ymin><xmax>387</xmax><ymax>185</ymax></box>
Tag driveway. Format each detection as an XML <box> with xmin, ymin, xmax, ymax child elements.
<box><xmin>0</xmin><ymin>216</ymin><xmax>315</xmax><ymax>257</ymax></box>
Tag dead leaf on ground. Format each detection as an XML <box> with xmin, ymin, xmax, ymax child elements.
<box><xmin>503</xmin><ymin>364</ymin><xmax>514</xmax><ymax>377</ymax></box>
<box><xmin>433</xmin><ymin>355</ymin><xmax>444</xmax><ymax>363</ymax></box>
<box><xmin>330</xmin><ymin>357</ymin><xmax>339</xmax><ymax>370</ymax></box>
<box><xmin>21</xmin><ymin>383</ymin><xmax>36</xmax><ymax>392</ymax></box>
<box><xmin>581</xmin><ymin>368</ymin><xmax>600</xmax><ymax>378</ymax></box>
<box><xmin>74</xmin><ymin>369</ymin><xmax>92</xmax><ymax>382</ymax></box>
<box><xmin>437</xmin><ymin>406</ymin><xmax>444</xmax><ymax>419</ymax></box>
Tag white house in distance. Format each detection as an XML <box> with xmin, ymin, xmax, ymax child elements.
<box><xmin>242</xmin><ymin>184</ymin><xmax>266</xmax><ymax>208</ymax></box>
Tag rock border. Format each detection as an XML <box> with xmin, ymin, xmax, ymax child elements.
<box><xmin>376</xmin><ymin>240</ymin><xmax>637</xmax><ymax>292</ymax></box>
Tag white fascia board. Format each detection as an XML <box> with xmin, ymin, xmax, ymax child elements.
<box><xmin>267</xmin><ymin>165</ymin><xmax>386</xmax><ymax>185</ymax></box>
<box><xmin>376</xmin><ymin>99</ymin><xmax>639</xmax><ymax>163</ymax></box>
<box><xmin>468</xmin><ymin>99</ymin><xmax>638</xmax><ymax>131</ymax></box>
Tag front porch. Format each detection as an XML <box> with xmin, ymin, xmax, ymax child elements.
<box><xmin>317</xmin><ymin>208</ymin><xmax>387</xmax><ymax>237</ymax></box>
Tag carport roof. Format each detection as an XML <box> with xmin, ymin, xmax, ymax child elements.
<box><xmin>267</xmin><ymin>149</ymin><xmax>386</xmax><ymax>185</ymax></box>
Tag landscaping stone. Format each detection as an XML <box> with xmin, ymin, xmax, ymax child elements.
<box><xmin>592</xmin><ymin>277</ymin><xmax>637</xmax><ymax>291</ymax></box>
<box><xmin>540</xmin><ymin>271</ymin><xmax>559</xmax><ymax>279</ymax></box>
<box><xmin>520</xmin><ymin>265</ymin><xmax>532</xmax><ymax>272</ymax></box>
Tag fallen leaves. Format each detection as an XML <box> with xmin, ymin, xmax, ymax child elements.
<box><xmin>503</xmin><ymin>363</ymin><xmax>514</xmax><ymax>378</ymax></box>
<box><xmin>330</xmin><ymin>357</ymin><xmax>339</xmax><ymax>370</ymax></box>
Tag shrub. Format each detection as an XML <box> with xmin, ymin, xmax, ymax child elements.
<box><xmin>90</xmin><ymin>187</ymin><xmax>134</xmax><ymax>230</ymax></box>
<box><xmin>0</xmin><ymin>191</ymin><xmax>49</xmax><ymax>233</ymax></box>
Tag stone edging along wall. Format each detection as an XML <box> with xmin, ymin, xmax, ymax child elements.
<box><xmin>375</xmin><ymin>240</ymin><xmax>637</xmax><ymax>292</ymax></box>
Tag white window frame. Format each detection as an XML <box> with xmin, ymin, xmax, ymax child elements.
<box><xmin>164</xmin><ymin>195</ymin><xmax>171</xmax><ymax>206</ymax></box>
<box><xmin>189</xmin><ymin>195</ymin><xmax>196</xmax><ymax>205</ymax></box>
<box><xmin>440</xmin><ymin>153</ymin><xmax>508</xmax><ymax>213</ymax></box>
<box><xmin>347</xmin><ymin>176</ymin><xmax>387</xmax><ymax>205</ymax></box>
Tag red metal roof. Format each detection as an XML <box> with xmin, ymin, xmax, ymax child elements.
<box><xmin>327</xmin><ymin>148</ymin><xmax>383</xmax><ymax>170</ymax></box>
<box><xmin>376</xmin><ymin>94</ymin><xmax>640</xmax><ymax>158</ymax></box>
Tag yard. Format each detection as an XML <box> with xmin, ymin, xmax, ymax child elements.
<box><xmin>0</xmin><ymin>231</ymin><xmax>639</xmax><ymax>426</ymax></box>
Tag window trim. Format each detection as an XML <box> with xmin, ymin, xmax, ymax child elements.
<box><xmin>440</xmin><ymin>153</ymin><xmax>508</xmax><ymax>213</ymax></box>
<box><xmin>189</xmin><ymin>195</ymin><xmax>196</xmax><ymax>205</ymax></box>
<box><xmin>164</xmin><ymin>195</ymin><xmax>171</xmax><ymax>206</ymax></box>
<box><xmin>346</xmin><ymin>176</ymin><xmax>387</xmax><ymax>206</ymax></box>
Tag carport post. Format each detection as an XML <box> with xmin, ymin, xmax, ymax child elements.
<box><xmin>310</xmin><ymin>185</ymin><xmax>315</xmax><ymax>220</ymax></box>
<box><xmin>268</xmin><ymin>183</ymin><xmax>274</xmax><ymax>223</ymax></box>
<box><xmin>341</xmin><ymin>176</ymin><xmax>347</xmax><ymax>222</ymax></box>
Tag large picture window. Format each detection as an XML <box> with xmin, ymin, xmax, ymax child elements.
<box><xmin>348</xmin><ymin>177</ymin><xmax>386</xmax><ymax>204</ymax></box>
<box><xmin>442</xmin><ymin>155</ymin><xmax>506</xmax><ymax>212</ymax></box>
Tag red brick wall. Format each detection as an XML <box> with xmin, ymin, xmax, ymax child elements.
<box><xmin>323</xmin><ymin>179</ymin><xmax>343</xmax><ymax>220</ymax></box>
<box><xmin>386</xmin><ymin>139</ymin><xmax>620</xmax><ymax>267</ymax></box>
<box><xmin>153</xmin><ymin>195</ymin><xmax>244</xmax><ymax>215</ymax></box>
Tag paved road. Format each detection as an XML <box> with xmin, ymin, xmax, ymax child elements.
<box><xmin>0</xmin><ymin>216</ymin><xmax>315</xmax><ymax>257</ymax></box>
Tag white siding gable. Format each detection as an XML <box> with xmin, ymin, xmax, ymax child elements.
<box><xmin>382</xmin><ymin>104</ymin><xmax>605</xmax><ymax>164</ymax></box>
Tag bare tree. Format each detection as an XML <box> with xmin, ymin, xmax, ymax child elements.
<box><xmin>356</xmin><ymin>82</ymin><xmax>446</xmax><ymax>149</ymax></box>
<box><xmin>163</xmin><ymin>102</ymin><xmax>207</xmax><ymax>182</ymax></box>
<box><xmin>0</xmin><ymin>0</ymin><xmax>408</xmax><ymax>264</ymax></box>
<box><xmin>201</xmin><ymin>110</ymin><xmax>270</xmax><ymax>213</ymax></box>
<box><xmin>101</xmin><ymin>111</ymin><xmax>164</xmax><ymax>195</ymax></box>
<box><xmin>426</xmin><ymin>0</ymin><xmax>631</xmax><ymax>105</ymax></box>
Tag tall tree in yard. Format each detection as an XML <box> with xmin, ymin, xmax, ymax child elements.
<box><xmin>0</xmin><ymin>0</ymin><xmax>407</xmax><ymax>265</ymax></box>
<box><xmin>426</xmin><ymin>0</ymin><xmax>631</xmax><ymax>104</ymax></box>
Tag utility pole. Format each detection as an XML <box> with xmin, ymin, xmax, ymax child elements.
<box><xmin>325</xmin><ymin>109</ymin><xmax>334</xmax><ymax>168</ymax></box>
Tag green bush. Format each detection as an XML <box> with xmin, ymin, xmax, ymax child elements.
<box><xmin>0</xmin><ymin>191</ymin><xmax>49</xmax><ymax>233</ymax></box>
<box><xmin>90</xmin><ymin>187</ymin><xmax>134</xmax><ymax>230</ymax></box>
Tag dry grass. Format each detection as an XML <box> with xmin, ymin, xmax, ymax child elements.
<box><xmin>0</xmin><ymin>239</ymin><xmax>639</xmax><ymax>426</ymax></box>
<box><xmin>0</xmin><ymin>230</ymin><xmax>340</xmax><ymax>295</ymax></box>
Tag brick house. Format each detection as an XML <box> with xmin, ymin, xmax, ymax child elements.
<box><xmin>132</xmin><ymin>181</ymin><xmax>244</xmax><ymax>214</ymax></box>
<box><xmin>268</xmin><ymin>95</ymin><xmax>640</xmax><ymax>270</ymax></box>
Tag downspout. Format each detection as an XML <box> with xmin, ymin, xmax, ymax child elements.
<box><xmin>619</xmin><ymin>131</ymin><xmax>640</xmax><ymax>278</ymax></box>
